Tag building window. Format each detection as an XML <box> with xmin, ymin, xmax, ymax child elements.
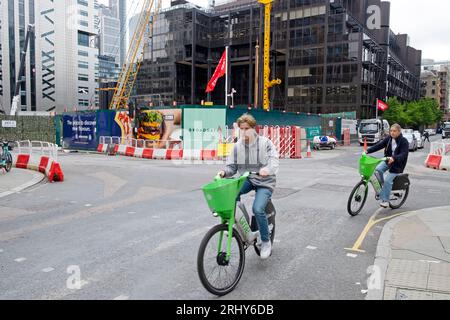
<box><xmin>78</xmin><ymin>31</ymin><xmax>90</xmax><ymax>47</ymax></box>
<box><xmin>78</xmin><ymin>99</ymin><xmax>89</xmax><ymax>107</ymax></box>
<box><xmin>77</xmin><ymin>0</ymin><xmax>88</xmax><ymax>7</ymax></box>
<box><xmin>78</xmin><ymin>61</ymin><xmax>89</xmax><ymax>69</ymax></box>
<box><xmin>78</xmin><ymin>86</ymin><xmax>89</xmax><ymax>94</ymax></box>
<box><xmin>78</xmin><ymin>9</ymin><xmax>88</xmax><ymax>17</ymax></box>
<box><xmin>78</xmin><ymin>50</ymin><xmax>88</xmax><ymax>57</ymax></box>
<box><xmin>79</xmin><ymin>20</ymin><xmax>88</xmax><ymax>27</ymax></box>
<box><xmin>78</xmin><ymin>73</ymin><xmax>89</xmax><ymax>81</ymax></box>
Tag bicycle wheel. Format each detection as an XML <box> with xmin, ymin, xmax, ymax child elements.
<box><xmin>197</xmin><ymin>224</ymin><xmax>245</xmax><ymax>296</ymax></box>
<box><xmin>253</xmin><ymin>201</ymin><xmax>276</xmax><ymax>256</ymax></box>
<box><xmin>347</xmin><ymin>181</ymin><xmax>369</xmax><ymax>216</ymax></box>
<box><xmin>389</xmin><ymin>187</ymin><xmax>409</xmax><ymax>210</ymax></box>
<box><xmin>5</xmin><ymin>153</ymin><xmax>12</xmax><ymax>172</ymax></box>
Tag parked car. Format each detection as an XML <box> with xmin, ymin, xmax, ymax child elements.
<box><xmin>313</xmin><ymin>136</ymin><xmax>337</xmax><ymax>150</ymax></box>
<box><xmin>413</xmin><ymin>131</ymin><xmax>425</xmax><ymax>149</ymax></box>
<box><xmin>403</xmin><ymin>133</ymin><xmax>418</xmax><ymax>151</ymax></box>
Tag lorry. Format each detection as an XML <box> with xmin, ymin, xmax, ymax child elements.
<box><xmin>442</xmin><ymin>122</ymin><xmax>450</xmax><ymax>139</ymax></box>
<box><xmin>358</xmin><ymin>119</ymin><xmax>390</xmax><ymax>146</ymax></box>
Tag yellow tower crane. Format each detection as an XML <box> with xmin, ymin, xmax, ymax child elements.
<box><xmin>258</xmin><ymin>0</ymin><xmax>281</xmax><ymax>111</ymax></box>
<box><xmin>108</xmin><ymin>0</ymin><xmax>162</xmax><ymax>110</ymax></box>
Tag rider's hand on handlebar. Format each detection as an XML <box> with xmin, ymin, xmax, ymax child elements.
<box><xmin>218</xmin><ymin>171</ymin><xmax>225</xmax><ymax>178</ymax></box>
<box><xmin>388</xmin><ymin>157</ymin><xmax>395</xmax><ymax>165</ymax></box>
<box><xmin>259</xmin><ymin>168</ymin><xmax>270</xmax><ymax>177</ymax></box>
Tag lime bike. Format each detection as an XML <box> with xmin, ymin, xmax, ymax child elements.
<box><xmin>197</xmin><ymin>172</ymin><xmax>276</xmax><ymax>296</ymax></box>
<box><xmin>347</xmin><ymin>153</ymin><xmax>410</xmax><ymax>216</ymax></box>
<box><xmin>0</xmin><ymin>141</ymin><xmax>13</xmax><ymax>173</ymax></box>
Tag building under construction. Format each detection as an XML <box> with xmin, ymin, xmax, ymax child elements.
<box><xmin>134</xmin><ymin>0</ymin><xmax>422</xmax><ymax>118</ymax></box>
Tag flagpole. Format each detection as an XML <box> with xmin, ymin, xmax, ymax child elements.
<box><xmin>376</xmin><ymin>99</ymin><xmax>378</xmax><ymax>119</ymax></box>
<box><xmin>225</xmin><ymin>46</ymin><xmax>229</xmax><ymax>106</ymax></box>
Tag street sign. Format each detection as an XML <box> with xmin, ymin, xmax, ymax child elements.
<box><xmin>2</xmin><ymin>120</ymin><xmax>17</xmax><ymax>128</ymax></box>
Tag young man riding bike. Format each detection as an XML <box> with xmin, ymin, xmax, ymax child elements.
<box><xmin>366</xmin><ymin>123</ymin><xmax>409</xmax><ymax>208</ymax></box>
<box><xmin>218</xmin><ymin>114</ymin><xmax>279</xmax><ymax>260</ymax></box>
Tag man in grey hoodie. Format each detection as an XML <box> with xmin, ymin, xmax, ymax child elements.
<box><xmin>218</xmin><ymin>114</ymin><xmax>279</xmax><ymax>259</ymax></box>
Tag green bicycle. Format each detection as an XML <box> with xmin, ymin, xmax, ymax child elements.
<box><xmin>197</xmin><ymin>172</ymin><xmax>276</xmax><ymax>296</ymax></box>
<box><xmin>0</xmin><ymin>141</ymin><xmax>13</xmax><ymax>173</ymax></box>
<box><xmin>347</xmin><ymin>153</ymin><xmax>410</xmax><ymax>216</ymax></box>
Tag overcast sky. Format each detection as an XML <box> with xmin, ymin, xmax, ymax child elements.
<box><xmin>100</xmin><ymin>0</ymin><xmax>450</xmax><ymax>61</ymax></box>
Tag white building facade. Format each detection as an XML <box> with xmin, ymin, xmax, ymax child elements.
<box><xmin>0</xmin><ymin>0</ymin><xmax>100</xmax><ymax>114</ymax></box>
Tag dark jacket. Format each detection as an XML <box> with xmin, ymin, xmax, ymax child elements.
<box><xmin>367</xmin><ymin>134</ymin><xmax>409</xmax><ymax>174</ymax></box>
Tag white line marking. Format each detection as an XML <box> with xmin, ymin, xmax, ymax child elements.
<box><xmin>176</xmin><ymin>220</ymin><xmax>184</xmax><ymax>224</ymax></box>
<box><xmin>15</xmin><ymin>257</ymin><xmax>27</xmax><ymax>262</ymax></box>
<box><xmin>70</xmin><ymin>201</ymin><xmax>77</xmax><ymax>204</ymax></box>
<box><xmin>274</xmin><ymin>239</ymin><xmax>281</xmax><ymax>243</ymax></box>
<box><xmin>85</xmin><ymin>204</ymin><xmax>92</xmax><ymax>207</ymax></box>
<box><xmin>128</xmin><ymin>211</ymin><xmax>136</xmax><ymax>214</ymax></box>
<box><xmin>113</xmin><ymin>295</ymin><xmax>129</xmax><ymax>300</ymax></box>
<box><xmin>306</xmin><ymin>246</ymin><xmax>317</xmax><ymax>250</ymax></box>
<box><xmin>0</xmin><ymin>249</ymin><xmax>3</xmax><ymax>253</ymax></box>
<box><xmin>346</xmin><ymin>253</ymin><xmax>358</xmax><ymax>258</ymax></box>
<box><xmin>355</xmin><ymin>282</ymin><xmax>361</xmax><ymax>285</ymax></box>
<box><xmin>152</xmin><ymin>215</ymin><xmax>160</xmax><ymax>219</ymax></box>
<box><xmin>42</xmin><ymin>267</ymin><xmax>55</xmax><ymax>273</ymax></box>
<box><xmin>361</xmin><ymin>290</ymin><xmax>368</xmax><ymax>294</ymax></box>
<box><xmin>420</xmin><ymin>260</ymin><xmax>441</xmax><ymax>264</ymax></box>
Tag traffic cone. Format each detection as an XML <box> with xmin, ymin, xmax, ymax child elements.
<box><xmin>364</xmin><ymin>138</ymin><xmax>368</xmax><ymax>152</ymax></box>
<box><xmin>307</xmin><ymin>140</ymin><xmax>312</xmax><ymax>158</ymax></box>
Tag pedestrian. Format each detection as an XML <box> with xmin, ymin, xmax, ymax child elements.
<box><xmin>423</xmin><ymin>130</ymin><xmax>430</xmax><ymax>143</ymax></box>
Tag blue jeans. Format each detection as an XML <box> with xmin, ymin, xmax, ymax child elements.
<box><xmin>376</xmin><ymin>162</ymin><xmax>399</xmax><ymax>202</ymax></box>
<box><xmin>237</xmin><ymin>179</ymin><xmax>272</xmax><ymax>242</ymax></box>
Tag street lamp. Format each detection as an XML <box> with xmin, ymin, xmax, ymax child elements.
<box><xmin>227</xmin><ymin>88</ymin><xmax>237</xmax><ymax>108</ymax></box>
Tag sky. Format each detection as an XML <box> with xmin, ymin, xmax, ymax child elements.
<box><xmin>99</xmin><ymin>0</ymin><xmax>450</xmax><ymax>61</ymax></box>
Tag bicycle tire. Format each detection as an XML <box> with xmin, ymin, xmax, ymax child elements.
<box><xmin>389</xmin><ymin>186</ymin><xmax>409</xmax><ymax>210</ymax></box>
<box><xmin>347</xmin><ymin>181</ymin><xmax>369</xmax><ymax>216</ymax></box>
<box><xmin>197</xmin><ymin>224</ymin><xmax>245</xmax><ymax>296</ymax></box>
<box><xmin>5</xmin><ymin>152</ymin><xmax>12</xmax><ymax>172</ymax></box>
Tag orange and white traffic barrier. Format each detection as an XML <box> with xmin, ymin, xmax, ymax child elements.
<box><xmin>425</xmin><ymin>142</ymin><xmax>450</xmax><ymax>171</ymax></box>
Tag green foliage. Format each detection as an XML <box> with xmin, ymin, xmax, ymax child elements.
<box><xmin>381</xmin><ymin>97</ymin><xmax>443</xmax><ymax>129</ymax></box>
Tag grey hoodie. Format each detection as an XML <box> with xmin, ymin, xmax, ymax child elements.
<box><xmin>223</xmin><ymin>135</ymin><xmax>279</xmax><ymax>191</ymax></box>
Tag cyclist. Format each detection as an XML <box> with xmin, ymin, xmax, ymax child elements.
<box><xmin>218</xmin><ymin>114</ymin><xmax>279</xmax><ymax>260</ymax></box>
<box><xmin>366</xmin><ymin>123</ymin><xmax>409</xmax><ymax>208</ymax></box>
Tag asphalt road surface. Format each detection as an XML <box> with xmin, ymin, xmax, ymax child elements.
<box><xmin>1</xmin><ymin>136</ymin><xmax>449</xmax><ymax>300</ymax></box>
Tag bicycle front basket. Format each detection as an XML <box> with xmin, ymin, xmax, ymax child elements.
<box><xmin>202</xmin><ymin>178</ymin><xmax>242</xmax><ymax>218</ymax></box>
<box><xmin>359</xmin><ymin>155</ymin><xmax>383</xmax><ymax>179</ymax></box>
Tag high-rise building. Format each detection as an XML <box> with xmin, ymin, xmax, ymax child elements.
<box><xmin>134</xmin><ymin>0</ymin><xmax>422</xmax><ymax>119</ymax></box>
<box><xmin>421</xmin><ymin>60</ymin><xmax>450</xmax><ymax>116</ymax></box>
<box><xmin>0</xmin><ymin>0</ymin><xmax>99</xmax><ymax>113</ymax></box>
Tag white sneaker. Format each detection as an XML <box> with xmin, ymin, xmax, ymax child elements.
<box><xmin>380</xmin><ymin>201</ymin><xmax>389</xmax><ymax>208</ymax></box>
<box><xmin>260</xmin><ymin>241</ymin><xmax>272</xmax><ymax>260</ymax></box>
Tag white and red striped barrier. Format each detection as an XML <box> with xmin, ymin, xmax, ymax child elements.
<box><xmin>425</xmin><ymin>142</ymin><xmax>450</xmax><ymax>171</ymax></box>
<box><xmin>13</xmin><ymin>153</ymin><xmax>64</xmax><ymax>182</ymax></box>
<box><xmin>97</xmin><ymin>143</ymin><xmax>219</xmax><ymax>161</ymax></box>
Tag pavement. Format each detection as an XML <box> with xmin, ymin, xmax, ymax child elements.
<box><xmin>368</xmin><ymin>206</ymin><xmax>450</xmax><ymax>300</ymax></box>
<box><xmin>0</xmin><ymin>168</ymin><xmax>45</xmax><ymax>199</ymax></box>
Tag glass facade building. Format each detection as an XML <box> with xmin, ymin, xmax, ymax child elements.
<box><xmin>134</xmin><ymin>0</ymin><xmax>421</xmax><ymax>118</ymax></box>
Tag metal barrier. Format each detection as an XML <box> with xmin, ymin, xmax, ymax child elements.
<box><xmin>13</xmin><ymin>140</ymin><xmax>59</xmax><ymax>160</ymax></box>
<box><xmin>99</xmin><ymin>136</ymin><xmax>182</xmax><ymax>150</ymax></box>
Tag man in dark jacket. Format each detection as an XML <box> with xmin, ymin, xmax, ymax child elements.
<box><xmin>366</xmin><ymin>123</ymin><xmax>409</xmax><ymax>208</ymax></box>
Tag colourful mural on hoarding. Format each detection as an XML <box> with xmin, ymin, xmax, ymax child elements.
<box><xmin>137</xmin><ymin>109</ymin><xmax>182</xmax><ymax>149</ymax></box>
<box><xmin>114</xmin><ymin>111</ymin><xmax>133</xmax><ymax>142</ymax></box>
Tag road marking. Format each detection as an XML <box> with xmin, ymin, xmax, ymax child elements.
<box><xmin>152</xmin><ymin>215</ymin><xmax>160</xmax><ymax>219</ymax></box>
<box><xmin>70</xmin><ymin>201</ymin><xmax>77</xmax><ymax>204</ymax></box>
<box><xmin>113</xmin><ymin>295</ymin><xmax>129</xmax><ymax>300</ymax></box>
<box><xmin>176</xmin><ymin>220</ymin><xmax>184</xmax><ymax>224</ymax></box>
<box><xmin>356</xmin><ymin>282</ymin><xmax>361</xmax><ymax>285</ymax></box>
<box><xmin>144</xmin><ymin>227</ymin><xmax>209</xmax><ymax>257</ymax></box>
<box><xmin>42</xmin><ymin>267</ymin><xmax>55</xmax><ymax>273</ymax></box>
<box><xmin>345</xmin><ymin>208</ymin><xmax>411</xmax><ymax>253</ymax></box>
<box><xmin>85</xmin><ymin>204</ymin><xmax>92</xmax><ymax>207</ymax></box>
<box><xmin>306</xmin><ymin>246</ymin><xmax>317</xmax><ymax>250</ymax></box>
<box><xmin>347</xmin><ymin>253</ymin><xmax>358</xmax><ymax>258</ymax></box>
<box><xmin>420</xmin><ymin>260</ymin><xmax>441</xmax><ymax>264</ymax></box>
<box><xmin>15</xmin><ymin>257</ymin><xmax>27</xmax><ymax>262</ymax></box>
<box><xmin>0</xmin><ymin>249</ymin><xmax>3</xmax><ymax>253</ymax></box>
<box><xmin>274</xmin><ymin>239</ymin><xmax>281</xmax><ymax>244</ymax></box>
<box><xmin>128</xmin><ymin>211</ymin><xmax>136</xmax><ymax>214</ymax></box>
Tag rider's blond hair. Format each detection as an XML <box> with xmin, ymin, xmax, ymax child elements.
<box><xmin>237</xmin><ymin>114</ymin><xmax>257</xmax><ymax>128</ymax></box>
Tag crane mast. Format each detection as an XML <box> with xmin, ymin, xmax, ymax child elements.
<box><xmin>258</xmin><ymin>0</ymin><xmax>281</xmax><ymax>111</ymax></box>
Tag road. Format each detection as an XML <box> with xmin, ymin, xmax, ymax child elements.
<box><xmin>1</xmin><ymin>136</ymin><xmax>449</xmax><ymax>300</ymax></box>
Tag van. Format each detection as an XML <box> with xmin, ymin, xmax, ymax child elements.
<box><xmin>358</xmin><ymin>119</ymin><xmax>390</xmax><ymax>145</ymax></box>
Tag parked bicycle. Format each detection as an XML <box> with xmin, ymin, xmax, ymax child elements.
<box><xmin>197</xmin><ymin>172</ymin><xmax>276</xmax><ymax>296</ymax></box>
<box><xmin>347</xmin><ymin>153</ymin><xmax>410</xmax><ymax>216</ymax></box>
<box><xmin>0</xmin><ymin>141</ymin><xmax>13</xmax><ymax>173</ymax></box>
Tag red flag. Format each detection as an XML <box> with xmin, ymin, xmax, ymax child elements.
<box><xmin>206</xmin><ymin>50</ymin><xmax>227</xmax><ymax>93</ymax></box>
<box><xmin>377</xmin><ymin>99</ymin><xmax>389</xmax><ymax>112</ymax></box>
